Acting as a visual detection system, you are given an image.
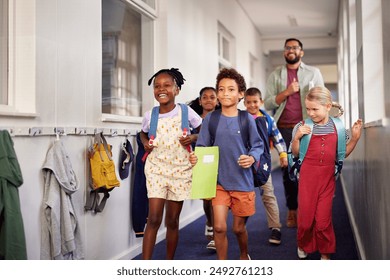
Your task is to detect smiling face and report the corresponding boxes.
[284,40,304,65]
[217,78,243,109]
[244,94,263,115]
[199,89,218,112]
[153,73,179,107]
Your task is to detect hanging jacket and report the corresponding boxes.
[131,132,149,237]
[41,140,84,260]
[0,130,27,259]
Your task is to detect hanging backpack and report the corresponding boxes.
[208,109,271,187]
[142,103,191,161]
[85,132,120,212]
[287,117,346,182]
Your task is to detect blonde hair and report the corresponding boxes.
[306,86,344,117]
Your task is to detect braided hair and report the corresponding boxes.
[306,86,344,117]
[147,68,186,89]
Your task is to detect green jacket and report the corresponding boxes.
[264,62,324,123]
[0,130,27,259]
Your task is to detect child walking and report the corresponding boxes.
[244,87,288,245]
[290,86,362,260]
[190,68,264,260]
[140,68,202,260]
[188,87,220,251]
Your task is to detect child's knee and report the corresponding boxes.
[232,224,246,236]
[147,214,163,228]
[213,224,227,235]
[165,217,179,230]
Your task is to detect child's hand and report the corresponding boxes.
[345,119,363,158]
[179,134,193,147]
[295,124,311,140]
[237,154,255,169]
[279,157,288,168]
[351,119,363,141]
[143,142,154,153]
[189,152,198,166]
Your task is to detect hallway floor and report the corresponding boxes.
[133,168,359,260]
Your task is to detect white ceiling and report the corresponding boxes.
[237,0,340,64]
[237,0,340,39]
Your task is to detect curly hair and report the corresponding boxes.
[215,68,246,93]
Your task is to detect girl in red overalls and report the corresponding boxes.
[290,86,362,260]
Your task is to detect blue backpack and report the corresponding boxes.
[142,103,191,162]
[287,117,346,182]
[208,109,271,187]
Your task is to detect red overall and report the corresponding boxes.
[297,130,337,254]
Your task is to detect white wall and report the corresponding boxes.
[156,0,267,104]
[1,0,266,260]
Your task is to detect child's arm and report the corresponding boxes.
[345,119,363,158]
[269,118,288,167]
[140,131,154,154]
[291,124,311,157]
[189,152,198,167]
[179,125,201,147]
[237,155,256,169]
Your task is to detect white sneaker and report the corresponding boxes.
[205,225,213,239]
[206,240,216,250]
[297,247,308,259]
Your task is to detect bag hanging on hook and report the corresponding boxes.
[85,132,120,212]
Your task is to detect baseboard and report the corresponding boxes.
[340,175,366,260]
[114,207,204,260]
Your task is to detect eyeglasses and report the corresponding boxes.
[284,46,301,51]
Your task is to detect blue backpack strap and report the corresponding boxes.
[208,109,249,147]
[298,118,314,162]
[287,119,313,181]
[149,106,160,141]
[178,103,189,135]
[331,117,346,175]
[238,110,250,149]
[208,109,222,145]
[260,109,273,136]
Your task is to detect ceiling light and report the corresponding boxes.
[288,15,298,27]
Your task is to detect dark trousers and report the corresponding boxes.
[279,127,298,210]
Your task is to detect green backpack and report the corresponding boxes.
[287,117,346,182]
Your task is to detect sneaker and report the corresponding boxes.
[205,225,213,240]
[206,240,216,250]
[268,228,281,245]
[297,247,308,259]
[286,210,297,228]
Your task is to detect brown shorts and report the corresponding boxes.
[212,185,256,217]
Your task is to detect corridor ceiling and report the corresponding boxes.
[237,0,340,65]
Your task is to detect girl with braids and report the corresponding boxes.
[188,87,220,251]
[290,86,362,260]
[140,68,202,259]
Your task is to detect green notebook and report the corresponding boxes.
[190,146,219,199]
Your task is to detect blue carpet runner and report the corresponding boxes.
[133,168,359,260]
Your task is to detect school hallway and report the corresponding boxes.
[132,167,359,260]
[1,0,390,265]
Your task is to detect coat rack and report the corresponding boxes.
[0,127,139,137]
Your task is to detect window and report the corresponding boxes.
[360,0,384,125]
[101,0,155,119]
[217,22,235,70]
[0,0,36,116]
[0,0,8,105]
